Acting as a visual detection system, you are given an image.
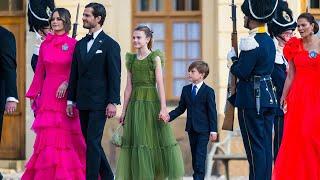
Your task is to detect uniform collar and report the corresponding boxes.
[249,26,267,36]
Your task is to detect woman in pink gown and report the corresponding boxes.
[22,8,86,180]
[273,13,320,180]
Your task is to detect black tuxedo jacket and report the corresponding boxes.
[68,31,121,110]
[169,83,217,133]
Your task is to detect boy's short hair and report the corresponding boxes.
[188,60,210,79]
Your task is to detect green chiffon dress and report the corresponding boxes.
[116,50,184,180]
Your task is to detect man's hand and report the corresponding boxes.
[106,104,117,118]
[66,104,74,117]
[5,101,17,114]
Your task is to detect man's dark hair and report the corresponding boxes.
[85,3,106,26]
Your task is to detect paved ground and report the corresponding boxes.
[183,176,248,180]
[1,169,249,180]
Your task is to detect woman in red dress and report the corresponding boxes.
[273,13,320,180]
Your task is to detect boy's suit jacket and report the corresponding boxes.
[169,83,217,133]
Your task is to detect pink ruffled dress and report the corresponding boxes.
[22,33,86,180]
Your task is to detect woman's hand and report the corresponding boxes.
[30,99,34,107]
[280,96,287,113]
[56,81,68,99]
[119,112,125,125]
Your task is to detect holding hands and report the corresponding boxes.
[159,108,170,123]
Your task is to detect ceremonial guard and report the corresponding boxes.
[227,0,278,179]
[27,0,55,72]
[267,0,296,160]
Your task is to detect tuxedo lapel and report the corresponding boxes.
[80,39,87,64]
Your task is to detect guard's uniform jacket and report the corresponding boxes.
[231,27,278,111]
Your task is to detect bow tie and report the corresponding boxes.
[85,33,94,41]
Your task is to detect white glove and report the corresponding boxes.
[227,47,237,68]
[227,47,237,61]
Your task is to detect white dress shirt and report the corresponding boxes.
[87,28,103,52]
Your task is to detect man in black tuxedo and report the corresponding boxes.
[0,26,19,179]
[67,3,121,180]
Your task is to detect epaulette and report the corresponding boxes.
[239,35,259,51]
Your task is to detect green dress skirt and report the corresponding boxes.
[116,50,184,180]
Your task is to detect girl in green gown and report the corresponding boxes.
[115,24,184,180]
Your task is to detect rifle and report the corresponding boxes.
[72,3,80,38]
[222,0,238,131]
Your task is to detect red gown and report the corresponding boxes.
[273,37,320,180]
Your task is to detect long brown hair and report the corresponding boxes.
[134,24,154,50]
[49,8,72,33]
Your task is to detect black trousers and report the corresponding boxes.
[188,131,209,180]
[273,114,284,161]
[79,110,113,180]
[238,108,275,180]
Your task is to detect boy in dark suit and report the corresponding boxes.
[163,60,217,180]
